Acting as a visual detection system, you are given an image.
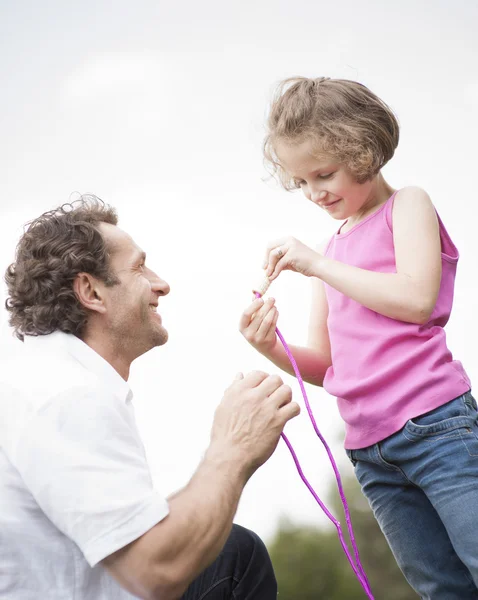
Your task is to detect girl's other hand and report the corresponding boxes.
[239,296,279,356]
[263,236,322,281]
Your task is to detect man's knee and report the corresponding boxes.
[229,524,267,557]
[226,524,276,584]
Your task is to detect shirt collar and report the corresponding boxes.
[24,331,133,403]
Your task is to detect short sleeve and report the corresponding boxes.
[10,385,169,567]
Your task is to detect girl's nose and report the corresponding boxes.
[310,187,327,203]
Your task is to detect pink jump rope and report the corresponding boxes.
[253,276,374,599]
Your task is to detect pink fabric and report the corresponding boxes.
[323,191,471,450]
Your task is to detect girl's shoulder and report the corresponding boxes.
[391,186,436,228]
[394,185,433,208]
[394,186,458,262]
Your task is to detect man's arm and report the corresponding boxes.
[102,450,246,599]
[102,371,300,600]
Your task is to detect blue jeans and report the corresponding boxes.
[181,524,277,599]
[347,391,478,599]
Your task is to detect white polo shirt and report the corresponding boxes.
[0,331,170,599]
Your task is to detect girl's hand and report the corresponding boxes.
[263,236,322,281]
[239,296,279,356]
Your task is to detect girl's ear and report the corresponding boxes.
[73,272,107,314]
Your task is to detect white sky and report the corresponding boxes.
[1,0,477,542]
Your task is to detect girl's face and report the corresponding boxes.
[276,139,378,221]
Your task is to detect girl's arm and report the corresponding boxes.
[267,276,332,386]
[240,244,332,387]
[266,342,331,387]
[313,187,442,324]
[265,187,442,325]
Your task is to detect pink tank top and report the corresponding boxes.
[323,191,471,449]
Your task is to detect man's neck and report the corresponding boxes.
[80,331,132,381]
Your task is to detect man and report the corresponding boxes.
[0,195,300,600]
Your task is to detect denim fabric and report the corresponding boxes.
[181,524,277,599]
[347,391,478,599]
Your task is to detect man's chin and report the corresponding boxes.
[153,326,168,347]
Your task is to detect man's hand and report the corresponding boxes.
[103,370,299,599]
[209,371,300,479]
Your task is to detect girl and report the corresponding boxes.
[239,77,475,599]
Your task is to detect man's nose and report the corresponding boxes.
[152,275,170,296]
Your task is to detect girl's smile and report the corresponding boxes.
[275,139,394,226]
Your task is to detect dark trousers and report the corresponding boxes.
[181,524,277,599]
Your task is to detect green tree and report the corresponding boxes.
[268,477,416,599]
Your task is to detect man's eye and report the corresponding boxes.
[294,179,306,187]
[319,172,334,179]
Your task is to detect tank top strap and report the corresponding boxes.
[435,210,459,262]
[384,190,399,232]
[384,189,459,263]
[324,234,335,256]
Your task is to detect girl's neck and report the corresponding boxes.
[344,174,395,231]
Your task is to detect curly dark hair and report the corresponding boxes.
[5,194,120,340]
[264,77,400,188]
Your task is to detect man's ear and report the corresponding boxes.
[73,273,107,314]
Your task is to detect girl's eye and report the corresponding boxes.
[294,172,334,186]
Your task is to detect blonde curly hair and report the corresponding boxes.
[264,77,399,188]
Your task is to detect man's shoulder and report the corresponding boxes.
[0,341,106,456]
[1,337,99,411]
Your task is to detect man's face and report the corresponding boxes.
[98,223,170,359]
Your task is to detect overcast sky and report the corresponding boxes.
[1,0,477,542]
